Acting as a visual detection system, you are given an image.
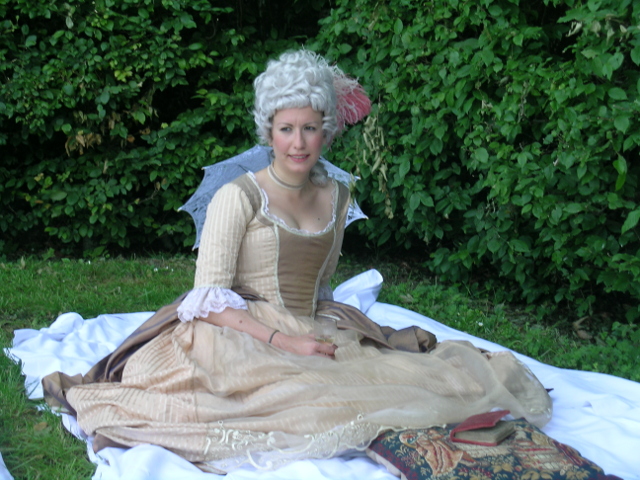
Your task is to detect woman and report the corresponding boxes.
[44,50,552,472]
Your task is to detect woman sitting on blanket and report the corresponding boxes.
[44,49,552,472]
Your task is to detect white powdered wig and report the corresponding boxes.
[253,50,339,146]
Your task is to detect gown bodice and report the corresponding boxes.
[194,173,350,318]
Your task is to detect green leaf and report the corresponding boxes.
[565,203,583,214]
[50,30,65,46]
[377,229,391,246]
[487,237,501,253]
[67,192,79,205]
[409,193,420,211]
[429,138,443,155]
[179,14,196,28]
[613,155,627,175]
[434,126,446,140]
[621,209,640,234]
[488,5,502,16]
[394,19,403,35]
[475,148,489,163]
[132,110,146,124]
[339,43,352,54]
[457,65,471,78]
[50,191,67,201]
[481,48,494,66]
[96,90,110,105]
[376,48,388,62]
[513,33,523,46]
[511,239,530,253]
[614,155,627,190]
[422,194,434,207]
[517,152,528,167]
[399,159,411,179]
[632,46,640,66]
[577,164,587,180]
[614,115,630,133]
[608,87,627,100]
[609,53,624,72]
[623,133,640,151]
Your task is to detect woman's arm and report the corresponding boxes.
[199,307,337,358]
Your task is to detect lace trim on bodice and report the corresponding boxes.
[248,172,338,236]
[177,286,248,323]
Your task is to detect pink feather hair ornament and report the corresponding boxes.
[331,69,372,136]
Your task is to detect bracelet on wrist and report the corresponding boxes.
[268,329,279,344]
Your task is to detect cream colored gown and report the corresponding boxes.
[65,173,552,472]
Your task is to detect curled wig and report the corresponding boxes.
[253,50,339,145]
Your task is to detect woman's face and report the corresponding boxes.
[270,106,324,176]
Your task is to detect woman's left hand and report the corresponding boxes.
[272,332,337,359]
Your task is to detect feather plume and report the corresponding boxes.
[332,70,371,135]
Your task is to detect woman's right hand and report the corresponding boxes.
[272,332,337,359]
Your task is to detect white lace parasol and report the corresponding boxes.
[179,145,367,249]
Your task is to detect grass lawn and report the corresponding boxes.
[1,254,638,479]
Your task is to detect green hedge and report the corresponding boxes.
[0,0,324,255]
[311,0,640,320]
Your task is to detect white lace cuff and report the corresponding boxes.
[177,286,248,323]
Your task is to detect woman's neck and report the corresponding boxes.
[268,164,309,190]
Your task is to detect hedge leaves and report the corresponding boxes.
[312,0,640,320]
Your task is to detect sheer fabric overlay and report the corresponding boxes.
[64,173,552,472]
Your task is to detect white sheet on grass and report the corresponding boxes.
[4,269,640,480]
[0,453,13,480]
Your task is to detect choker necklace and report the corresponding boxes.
[268,164,308,190]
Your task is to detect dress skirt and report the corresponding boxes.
[61,299,553,472]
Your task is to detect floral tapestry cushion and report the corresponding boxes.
[366,419,622,480]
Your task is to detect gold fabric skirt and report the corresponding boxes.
[62,299,552,472]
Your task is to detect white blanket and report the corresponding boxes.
[4,270,640,480]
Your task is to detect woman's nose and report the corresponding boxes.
[293,129,305,148]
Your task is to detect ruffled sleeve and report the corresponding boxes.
[177,181,255,323]
[177,286,247,323]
